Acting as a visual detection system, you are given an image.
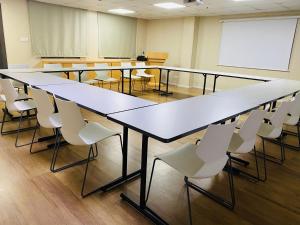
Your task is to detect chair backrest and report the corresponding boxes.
[121,62,132,77]
[136,62,146,76]
[196,122,236,162]
[270,101,291,128]
[289,93,300,118]
[8,64,29,69]
[0,79,18,103]
[94,63,109,80]
[31,88,55,126]
[44,64,62,77]
[239,110,266,141]
[72,64,88,81]
[55,97,86,145]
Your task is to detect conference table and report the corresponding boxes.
[107,79,300,225]
[0,65,158,95]
[157,66,277,96]
[1,68,300,225]
[0,66,277,96]
[1,71,157,192]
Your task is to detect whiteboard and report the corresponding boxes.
[218,18,298,71]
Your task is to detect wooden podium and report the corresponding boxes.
[145,52,168,88]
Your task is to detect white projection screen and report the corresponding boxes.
[218,17,298,71]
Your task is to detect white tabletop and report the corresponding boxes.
[1,72,77,86]
[108,79,300,142]
[159,66,276,81]
[0,65,159,74]
[0,66,275,82]
[37,83,156,116]
[212,79,300,105]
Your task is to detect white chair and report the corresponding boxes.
[0,79,36,147]
[121,62,141,91]
[227,110,267,181]
[43,64,63,77]
[92,63,120,91]
[135,61,156,90]
[72,64,89,82]
[29,88,61,154]
[52,98,122,197]
[257,101,291,165]
[271,94,300,150]
[146,122,236,225]
[0,78,30,123]
[8,64,29,92]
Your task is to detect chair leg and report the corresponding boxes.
[227,156,235,208]
[261,139,267,181]
[29,120,39,153]
[184,177,193,225]
[116,133,123,149]
[297,123,300,148]
[146,158,160,202]
[117,81,120,92]
[1,108,7,134]
[50,133,62,172]
[185,161,235,210]
[15,111,24,147]
[92,143,99,158]
[81,145,93,197]
[227,150,260,183]
[50,135,97,173]
[279,133,285,162]
[256,136,285,165]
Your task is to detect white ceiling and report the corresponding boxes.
[35,0,300,19]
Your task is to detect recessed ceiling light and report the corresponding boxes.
[108,8,135,14]
[154,2,186,9]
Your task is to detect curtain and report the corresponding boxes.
[28,1,87,57]
[98,13,137,58]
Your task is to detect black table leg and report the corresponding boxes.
[122,127,128,177]
[64,72,70,79]
[121,70,124,93]
[120,134,169,225]
[154,68,162,92]
[129,69,132,95]
[202,74,207,95]
[79,71,83,82]
[24,84,28,94]
[97,126,141,192]
[213,75,219,93]
[160,70,173,96]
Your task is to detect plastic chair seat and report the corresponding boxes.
[83,80,99,85]
[40,113,61,129]
[79,122,120,145]
[284,115,299,126]
[228,132,256,154]
[95,77,119,82]
[12,99,36,112]
[0,93,29,102]
[123,74,141,79]
[157,143,205,178]
[136,73,154,78]
[257,123,281,139]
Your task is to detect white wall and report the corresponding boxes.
[1,0,38,66]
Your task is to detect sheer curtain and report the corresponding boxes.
[98,13,137,58]
[28,1,87,57]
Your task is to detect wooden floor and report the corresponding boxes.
[0,83,300,225]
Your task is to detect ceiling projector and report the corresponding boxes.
[184,0,204,4]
